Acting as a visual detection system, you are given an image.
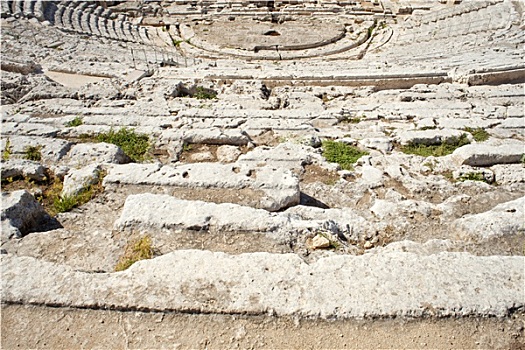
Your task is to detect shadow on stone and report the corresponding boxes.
[300,192,330,209]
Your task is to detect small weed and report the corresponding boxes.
[458,172,487,183]
[441,171,455,182]
[172,39,183,46]
[463,127,489,142]
[51,171,105,215]
[66,116,83,127]
[401,134,470,157]
[97,128,150,162]
[115,235,154,271]
[2,138,12,160]
[322,140,368,171]
[318,232,341,250]
[419,126,437,130]
[53,194,81,213]
[194,86,217,100]
[422,161,435,172]
[24,146,42,161]
[182,143,193,152]
[340,114,363,124]
[367,19,377,37]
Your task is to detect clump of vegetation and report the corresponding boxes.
[193,86,217,100]
[24,146,42,161]
[66,116,83,127]
[97,128,150,162]
[463,127,489,142]
[115,235,154,271]
[318,232,341,249]
[458,172,487,183]
[51,171,106,215]
[182,142,193,152]
[419,125,437,130]
[322,140,368,170]
[2,138,12,160]
[400,134,470,157]
[53,187,94,214]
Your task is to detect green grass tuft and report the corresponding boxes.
[458,172,487,183]
[115,236,154,271]
[401,134,470,157]
[97,128,150,162]
[24,146,42,161]
[463,127,489,142]
[2,138,12,161]
[66,116,83,127]
[193,86,217,100]
[322,140,368,170]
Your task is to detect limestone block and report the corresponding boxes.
[61,164,102,197]
[216,145,241,163]
[2,136,72,163]
[453,196,525,239]
[182,129,250,146]
[498,118,524,129]
[1,190,51,239]
[397,128,468,146]
[491,164,525,186]
[358,137,393,153]
[114,194,291,233]
[452,143,524,167]
[65,143,130,167]
[311,234,331,249]
[103,162,300,211]
[2,250,523,318]
[237,142,314,171]
[0,59,42,75]
[452,166,494,183]
[358,165,384,188]
[2,122,59,137]
[0,159,47,181]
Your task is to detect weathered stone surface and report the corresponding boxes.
[2,250,523,318]
[285,206,374,242]
[0,159,47,181]
[311,234,331,249]
[1,122,59,137]
[115,193,375,243]
[115,194,290,233]
[491,164,525,186]
[237,142,315,171]
[453,196,525,239]
[1,190,51,240]
[358,137,393,153]
[396,129,468,146]
[1,136,71,163]
[0,59,42,75]
[452,143,524,167]
[103,163,300,211]
[452,166,494,183]
[216,145,241,163]
[65,143,130,167]
[189,151,214,162]
[61,164,102,197]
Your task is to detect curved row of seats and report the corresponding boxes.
[1,0,158,46]
[396,0,510,44]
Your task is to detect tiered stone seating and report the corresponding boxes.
[2,0,160,46]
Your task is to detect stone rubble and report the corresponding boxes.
[0,0,524,330]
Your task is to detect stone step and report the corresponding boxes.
[103,162,300,212]
[114,193,373,242]
[2,250,523,318]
